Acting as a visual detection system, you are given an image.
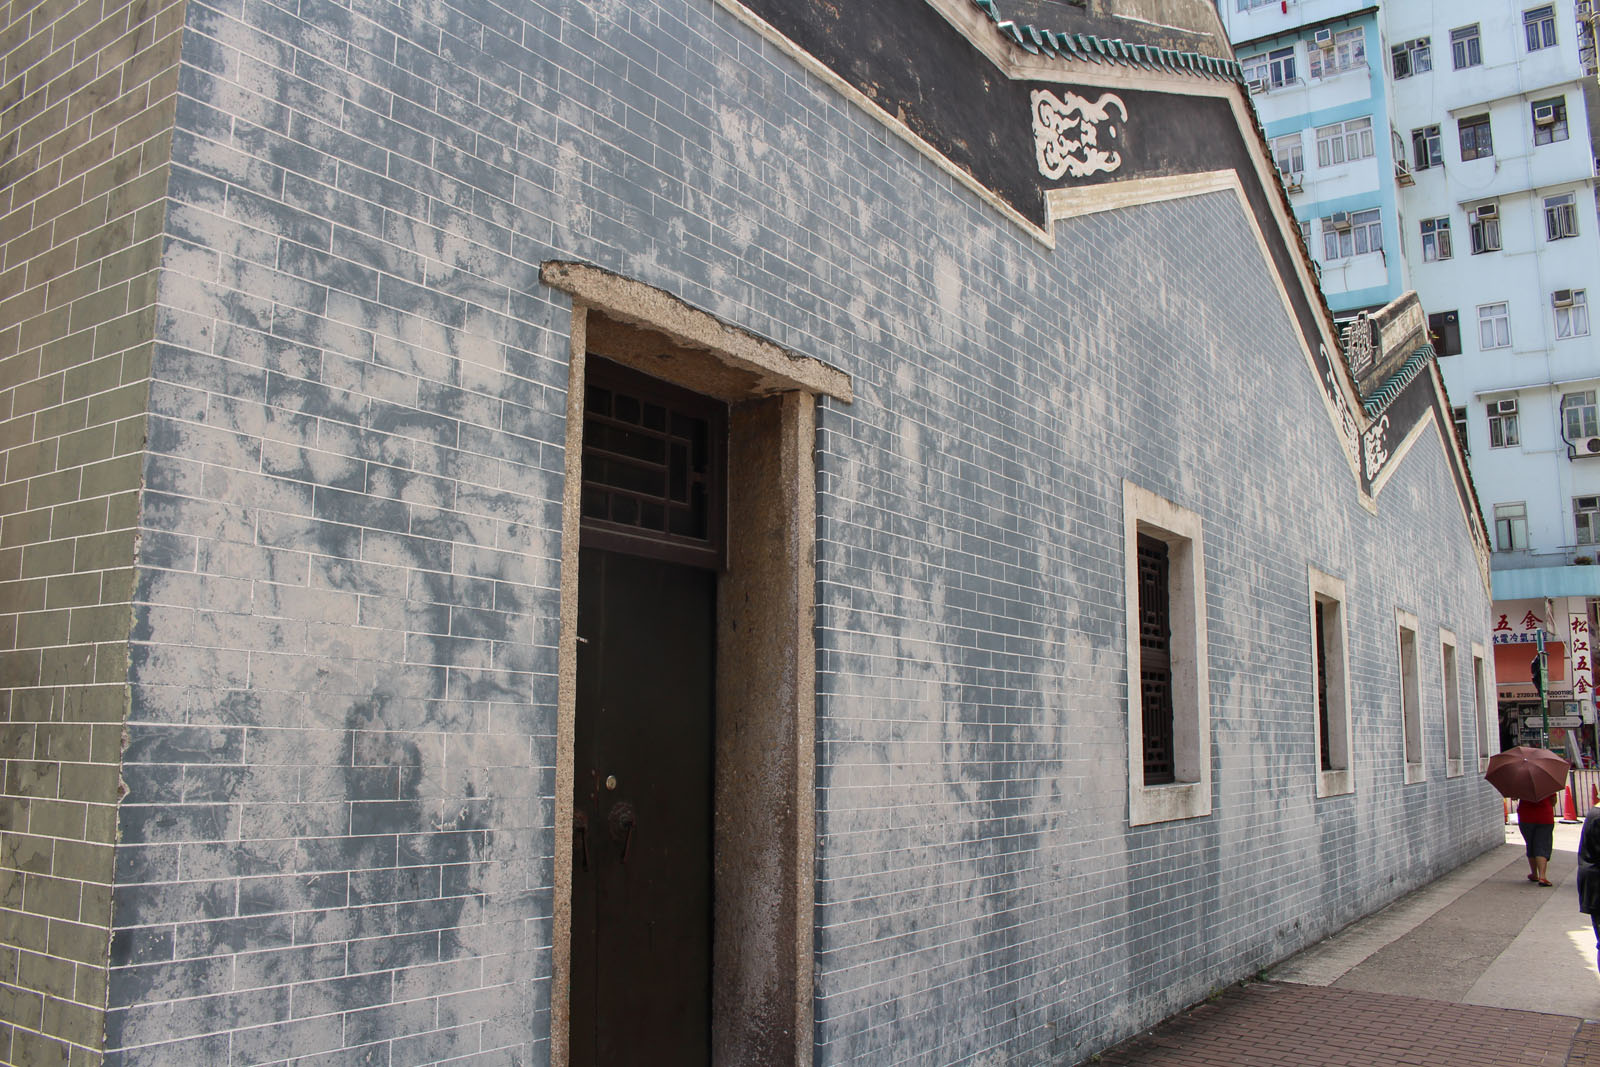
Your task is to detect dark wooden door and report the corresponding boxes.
[571,547,715,1066]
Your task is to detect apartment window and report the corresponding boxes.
[1473,650,1490,762]
[1298,219,1312,247]
[1124,482,1210,825]
[1309,27,1366,78]
[1451,24,1482,68]
[1430,310,1462,355]
[1412,125,1443,169]
[1525,5,1557,51]
[1398,613,1423,783]
[1470,204,1501,252]
[1273,133,1304,178]
[1244,47,1297,90]
[1310,568,1352,796]
[1494,502,1529,550]
[1487,400,1520,447]
[1392,37,1432,78]
[1533,97,1570,144]
[1442,633,1462,775]
[1545,192,1579,239]
[1323,208,1382,260]
[1477,302,1511,349]
[1555,290,1590,338]
[1578,496,1600,545]
[1316,116,1374,166]
[1459,114,1493,160]
[1451,406,1469,453]
[1236,0,1275,10]
[1420,217,1452,261]
[1565,390,1600,439]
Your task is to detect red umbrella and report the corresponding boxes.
[1483,746,1571,802]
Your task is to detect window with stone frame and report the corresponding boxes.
[1473,650,1491,762]
[1124,482,1210,826]
[1398,612,1424,783]
[1310,568,1353,796]
[1442,632,1463,775]
[1451,406,1470,453]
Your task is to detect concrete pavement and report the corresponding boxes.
[1087,821,1600,1065]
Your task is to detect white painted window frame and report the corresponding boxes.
[1472,643,1493,769]
[1441,628,1463,777]
[1309,568,1354,797]
[1398,610,1425,784]
[1125,482,1211,826]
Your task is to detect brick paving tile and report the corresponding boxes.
[1088,982,1581,1067]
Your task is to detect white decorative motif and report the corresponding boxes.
[1343,313,1374,377]
[1362,414,1391,480]
[1031,89,1127,180]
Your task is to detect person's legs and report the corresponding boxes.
[1535,853,1551,884]
[1592,915,1599,971]
[1530,823,1555,884]
[1522,823,1540,879]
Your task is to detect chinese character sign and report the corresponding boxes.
[1572,614,1594,708]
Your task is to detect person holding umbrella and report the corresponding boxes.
[1519,793,1557,886]
[1484,746,1572,887]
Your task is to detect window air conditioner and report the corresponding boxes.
[1555,289,1576,307]
[1329,210,1352,229]
[1314,28,1335,49]
[1534,104,1558,126]
[1247,78,1267,94]
[1577,437,1600,456]
[1495,398,1519,415]
[1475,202,1498,219]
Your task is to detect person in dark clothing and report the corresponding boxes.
[1578,805,1600,969]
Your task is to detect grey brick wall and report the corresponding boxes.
[0,0,186,1062]
[2,0,1500,1064]
[808,191,1497,1064]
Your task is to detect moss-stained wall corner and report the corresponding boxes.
[0,0,187,1061]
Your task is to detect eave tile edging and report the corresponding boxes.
[1362,344,1437,417]
[972,0,1244,80]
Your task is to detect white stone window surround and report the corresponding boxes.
[1309,567,1354,798]
[1473,643,1493,769]
[1398,609,1425,784]
[1124,481,1212,826]
[1441,628,1463,778]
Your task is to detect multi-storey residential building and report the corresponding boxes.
[1223,0,1600,759]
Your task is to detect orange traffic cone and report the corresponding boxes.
[1591,783,1598,809]
[1563,786,1580,823]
